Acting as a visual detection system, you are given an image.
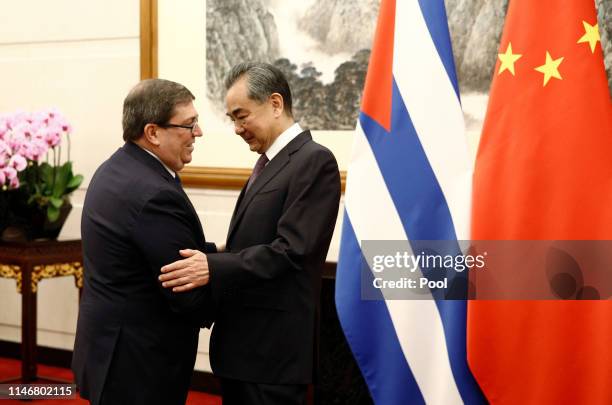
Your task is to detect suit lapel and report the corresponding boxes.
[226,153,289,243]
[227,185,248,240]
[226,131,312,244]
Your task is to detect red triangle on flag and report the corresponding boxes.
[360,0,395,132]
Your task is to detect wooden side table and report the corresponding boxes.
[0,240,83,383]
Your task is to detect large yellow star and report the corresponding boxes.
[577,20,600,53]
[534,52,564,86]
[498,42,522,76]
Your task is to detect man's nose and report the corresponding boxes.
[234,123,245,135]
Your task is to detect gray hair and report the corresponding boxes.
[122,79,195,142]
[224,62,293,117]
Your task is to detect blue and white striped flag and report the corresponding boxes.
[335,1,486,403]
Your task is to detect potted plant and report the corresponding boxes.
[0,109,83,241]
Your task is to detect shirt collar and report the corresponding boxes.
[138,144,176,178]
[264,122,303,162]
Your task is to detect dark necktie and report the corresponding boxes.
[246,154,269,192]
[174,173,182,187]
[173,173,188,198]
[173,172,199,219]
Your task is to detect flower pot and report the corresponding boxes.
[0,192,72,242]
[28,201,73,240]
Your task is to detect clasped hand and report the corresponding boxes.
[159,249,209,292]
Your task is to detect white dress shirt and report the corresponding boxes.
[264,122,303,163]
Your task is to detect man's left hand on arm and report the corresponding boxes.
[159,249,210,292]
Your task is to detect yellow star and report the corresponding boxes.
[577,20,600,53]
[498,42,522,76]
[534,52,564,87]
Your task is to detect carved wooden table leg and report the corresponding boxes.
[21,262,37,383]
[0,240,83,383]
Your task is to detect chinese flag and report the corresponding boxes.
[469,0,612,404]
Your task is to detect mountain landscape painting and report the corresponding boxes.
[206,0,611,132]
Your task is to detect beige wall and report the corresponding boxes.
[0,0,141,362]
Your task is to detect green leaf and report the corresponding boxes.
[52,162,72,198]
[47,204,60,222]
[66,174,84,192]
[49,197,63,209]
[39,163,53,189]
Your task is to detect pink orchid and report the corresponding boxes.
[3,166,17,182]
[32,126,47,141]
[45,107,60,119]
[9,175,19,189]
[9,154,27,171]
[8,111,27,128]
[27,139,48,161]
[21,142,35,161]
[61,122,73,134]
[50,113,72,134]
[19,145,34,161]
[0,108,74,189]
[0,140,9,155]
[31,111,47,123]
[45,125,62,147]
[28,119,42,135]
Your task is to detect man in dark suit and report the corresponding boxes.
[159,62,341,405]
[72,79,215,405]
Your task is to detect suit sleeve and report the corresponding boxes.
[203,242,217,253]
[207,148,341,294]
[130,188,213,325]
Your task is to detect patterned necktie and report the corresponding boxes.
[246,154,269,192]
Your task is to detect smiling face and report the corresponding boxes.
[225,77,280,154]
[155,101,202,171]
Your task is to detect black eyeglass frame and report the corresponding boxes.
[159,120,199,134]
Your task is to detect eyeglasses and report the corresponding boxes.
[159,120,200,134]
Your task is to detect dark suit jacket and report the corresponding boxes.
[72,142,215,405]
[207,130,341,385]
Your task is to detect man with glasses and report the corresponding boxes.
[72,79,216,405]
[159,62,341,405]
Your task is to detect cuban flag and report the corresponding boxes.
[335,1,486,404]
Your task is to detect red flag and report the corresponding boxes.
[469,0,612,404]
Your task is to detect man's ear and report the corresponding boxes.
[269,93,284,118]
[143,123,161,146]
